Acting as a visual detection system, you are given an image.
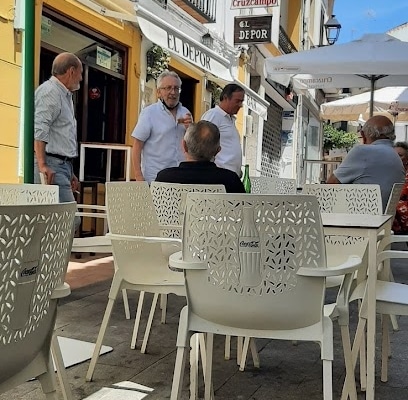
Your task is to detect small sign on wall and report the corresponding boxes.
[234,15,272,45]
[230,0,279,9]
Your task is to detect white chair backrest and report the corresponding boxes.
[182,193,326,330]
[150,182,226,238]
[0,202,76,385]
[0,183,59,205]
[385,182,404,217]
[302,184,382,214]
[105,182,176,281]
[250,177,296,194]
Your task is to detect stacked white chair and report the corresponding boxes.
[0,202,76,399]
[86,182,185,381]
[250,176,297,194]
[169,193,362,400]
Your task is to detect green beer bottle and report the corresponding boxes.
[242,164,251,193]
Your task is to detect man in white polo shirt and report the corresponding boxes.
[131,70,192,183]
[201,83,245,177]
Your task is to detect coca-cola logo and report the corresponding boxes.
[20,266,37,277]
[239,240,259,248]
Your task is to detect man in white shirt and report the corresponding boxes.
[131,70,192,183]
[201,83,245,177]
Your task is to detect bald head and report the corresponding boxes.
[183,121,221,161]
[51,52,82,91]
[362,115,395,143]
[52,52,81,76]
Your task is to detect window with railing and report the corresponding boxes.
[172,0,216,23]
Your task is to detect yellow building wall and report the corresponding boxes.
[0,1,22,182]
[236,60,246,139]
[287,0,301,49]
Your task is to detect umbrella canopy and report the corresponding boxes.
[264,33,408,115]
[320,87,408,122]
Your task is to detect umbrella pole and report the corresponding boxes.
[369,77,375,117]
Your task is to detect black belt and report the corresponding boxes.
[45,153,74,162]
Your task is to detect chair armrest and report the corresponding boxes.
[106,232,181,245]
[76,204,107,211]
[169,251,207,270]
[51,282,71,299]
[297,255,362,277]
[377,235,408,252]
[377,250,408,265]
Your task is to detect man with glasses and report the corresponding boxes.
[131,70,192,183]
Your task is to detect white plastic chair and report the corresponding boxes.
[0,183,59,204]
[150,182,226,324]
[250,176,297,194]
[0,202,76,399]
[343,239,408,398]
[302,184,383,214]
[169,193,362,400]
[0,183,75,400]
[86,182,185,382]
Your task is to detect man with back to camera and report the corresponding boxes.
[201,83,245,177]
[155,120,246,193]
[326,115,405,210]
[34,52,83,229]
[131,70,192,183]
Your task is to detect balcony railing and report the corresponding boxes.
[172,0,216,23]
[278,26,298,54]
[153,0,168,7]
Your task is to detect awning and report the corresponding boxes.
[135,4,234,82]
[235,80,269,120]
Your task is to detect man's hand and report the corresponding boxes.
[39,165,55,185]
[182,113,193,129]
[71,174,79,192]
[134,173,145,181]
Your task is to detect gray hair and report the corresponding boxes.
[362,115,396,141]
[52,52,81,76]
[156,70,182,89]
[184,121,220,161]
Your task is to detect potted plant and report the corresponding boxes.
[146,45,171,81]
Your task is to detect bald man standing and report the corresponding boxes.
[327,115,405,210]
[34,52,82,228]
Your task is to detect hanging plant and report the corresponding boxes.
[146,45,171,81]
[207,81,223,105]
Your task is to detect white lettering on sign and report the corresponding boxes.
[238,29,268,40]
[231,0,279,9]
[167,33,212,71]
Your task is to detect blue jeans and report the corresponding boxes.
[34,155,81,231]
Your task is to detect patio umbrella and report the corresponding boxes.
[320,87,408,122]
[264,33,408,116]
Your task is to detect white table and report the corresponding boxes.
[321,213,393,400]
[79,142,132,183]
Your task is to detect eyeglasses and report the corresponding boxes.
[159,86,182,93]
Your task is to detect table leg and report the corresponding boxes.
[126,148,131,182]
[79,145,85,182]
[106,149,112,183]
[365,229,377,400]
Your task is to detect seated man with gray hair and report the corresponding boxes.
[327,115,405,209]
[155,120,245,193]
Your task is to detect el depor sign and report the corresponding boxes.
[231,0,279,9]
[234,15,272,45]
